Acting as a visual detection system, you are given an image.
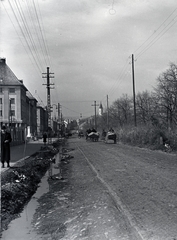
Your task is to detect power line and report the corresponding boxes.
[134,7,177,55]
[7,0,43,74]
[14,0,44,72]
[101,57,130,102]
[25,0,47,69]
[33,0,51,67]
[136,17,177,59]
[134,9,177,59]
[2,1,41,78]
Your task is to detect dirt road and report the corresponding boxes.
[2,137,177,240]
[75,138,177,240]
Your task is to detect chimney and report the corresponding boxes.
[0,58,6,64]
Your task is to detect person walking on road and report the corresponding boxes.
[1,125,12,168]
[43,132,47,145]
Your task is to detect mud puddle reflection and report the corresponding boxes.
[1,153,61,240]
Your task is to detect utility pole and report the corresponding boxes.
[107,95,109,130]
[91,101,99,129]
[58,103,60,122]
[132,54,137,127]
[42,67,54,143]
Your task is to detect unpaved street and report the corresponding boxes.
[2,136,177,240]
[74,138,177,240]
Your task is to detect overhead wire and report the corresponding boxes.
[25,0,47,70]
[60,100,99,117]
[7,0,43,74]
[2,1,42,78]
[101,56,131,105]
[104,6,177,108]
[4,0,56,107]
[33,0,51,68]
[100,9,177,108]
[14,0,44,73]
[136,16,177,59]
[6,0,53,74]
[34,0,59,106]
[134,7,177,55]
[4,1,176,118]
[134,8,177,59]
[34,90,46,108]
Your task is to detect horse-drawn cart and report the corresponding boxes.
[105,132,117,144]
[86,132,99,142]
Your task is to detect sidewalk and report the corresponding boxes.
[1,139,46,173]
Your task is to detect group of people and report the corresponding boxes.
[86,128,97,134]
[101,127,114,138]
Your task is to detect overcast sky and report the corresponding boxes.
[0,0,177,119]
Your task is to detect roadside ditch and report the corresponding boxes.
[0,139,74,236]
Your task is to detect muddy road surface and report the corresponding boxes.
[2,137,177,240]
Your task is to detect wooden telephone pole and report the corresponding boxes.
[42,67,54,143]
[107,95,109,130]
[92,101,99,129]
[132,54,137,127]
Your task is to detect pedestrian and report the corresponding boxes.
[43,132,47,145]
[109,127,114,133]
[1,125,12,168]
[102,129,107,138]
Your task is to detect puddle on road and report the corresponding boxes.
[1,152,61,240]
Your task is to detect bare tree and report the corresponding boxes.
[155,62,177,129]
[136,90,158,125]
[109,94,133,128]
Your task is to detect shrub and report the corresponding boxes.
[116,125,177,152]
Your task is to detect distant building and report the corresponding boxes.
[98,102,103,116]
[37,105,48,137]
[26,91,38,137]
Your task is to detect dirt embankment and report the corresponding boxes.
[0,145,59,234]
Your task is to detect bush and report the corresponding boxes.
[116,125,177,152]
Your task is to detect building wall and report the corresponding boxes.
[0,59,41,143]
[21,88,28,123]
[37,106,48,137]
[0,86,9,122]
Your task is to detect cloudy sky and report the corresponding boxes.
[0,0,177,119]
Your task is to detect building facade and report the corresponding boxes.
[37,105,48,137]
[0,58,47,143]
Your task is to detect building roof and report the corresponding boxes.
[26,90,37,100]
[0,58,27,90]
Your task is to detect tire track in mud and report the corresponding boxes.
[77,144,145,240]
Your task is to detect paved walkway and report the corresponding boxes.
[1,138,57,173]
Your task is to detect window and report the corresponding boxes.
[0,98,2,104]
[0,88,2,93]
[9,88,15,93]
[11,110,15,116]
[10,98,15,104]
[0,110,2,117]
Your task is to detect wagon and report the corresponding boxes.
[86,132,99,142]
[105,132,117,144]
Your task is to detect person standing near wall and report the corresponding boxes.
[1,125,12,168]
